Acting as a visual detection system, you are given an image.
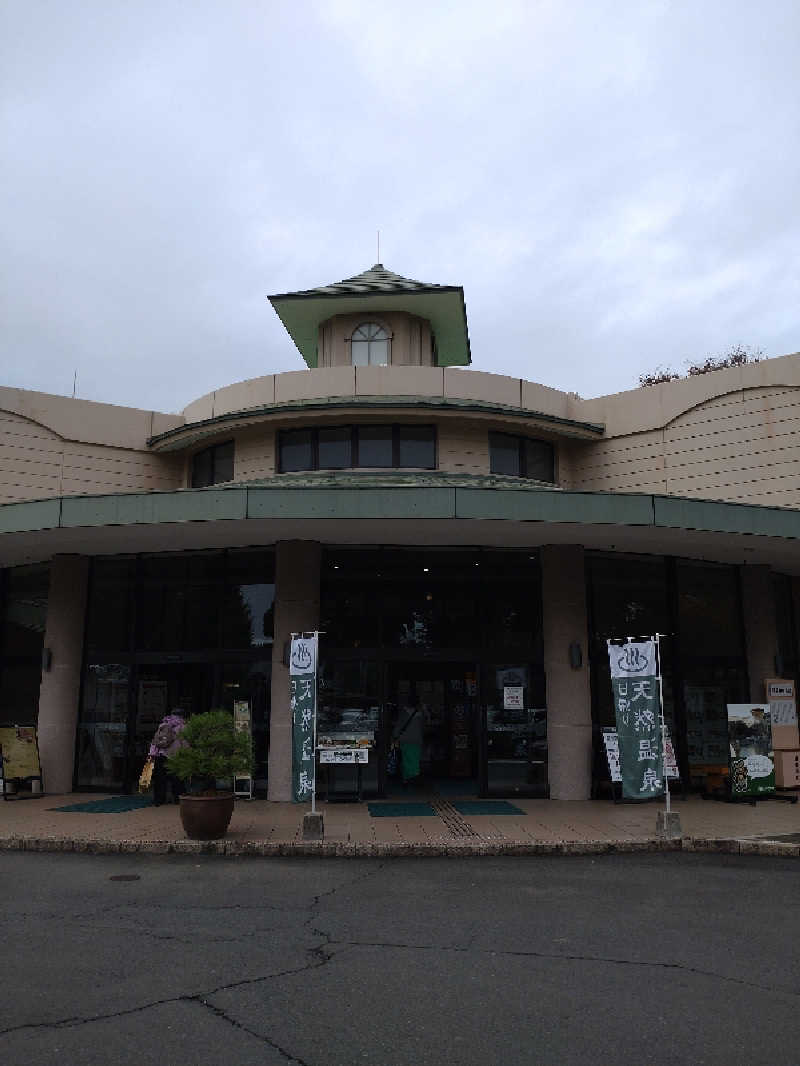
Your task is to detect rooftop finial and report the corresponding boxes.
[377,229,380,266]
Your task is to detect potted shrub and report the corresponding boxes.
[167,710,252,840]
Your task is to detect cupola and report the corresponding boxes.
[268,263,471,369]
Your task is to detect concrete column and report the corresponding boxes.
[541,545,592,800]
[740,565,778,701]
[268,541,321,801]
[37,555,90,794]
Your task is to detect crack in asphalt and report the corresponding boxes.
[317,938,800,1000]
[0,861,388,1058]
[195,998,311,1065]
[8,857,792,1064]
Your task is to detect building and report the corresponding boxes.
[1,262,799,800]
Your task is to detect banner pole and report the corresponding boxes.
[311,630,318,816]
[656,632,670,815]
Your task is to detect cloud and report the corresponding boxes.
[1,0,798,411]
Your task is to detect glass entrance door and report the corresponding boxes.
[481,664,548,796]
[384,662,479,794]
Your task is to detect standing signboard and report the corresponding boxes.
[726,704,775,797]
[0,726,43,799]
[233,700,253,799]
[290,634,318,804]
[607,640,664,800]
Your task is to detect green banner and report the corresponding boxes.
[608,641,664,800]
[290,635,317,803]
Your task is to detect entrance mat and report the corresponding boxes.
[452,800,526,816]
[50,795,154,814]
[367,802,437,818]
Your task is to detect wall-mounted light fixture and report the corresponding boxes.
[568,642,583,670]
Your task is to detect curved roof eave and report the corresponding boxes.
[268,287,471,368]
[0,486,797,550]
[147,395,605,451]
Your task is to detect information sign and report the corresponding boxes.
[232,700,253,799]
[765,679,797,726]
[727,704,775,796]
[503,686,524,711]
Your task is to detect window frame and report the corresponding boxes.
[349,321,391,367]
[488,431,555,483]
[277,425,437,473]
[190,440,235,488]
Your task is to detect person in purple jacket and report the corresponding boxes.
[149,712,186,806]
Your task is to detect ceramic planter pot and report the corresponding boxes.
[178,793,235,840]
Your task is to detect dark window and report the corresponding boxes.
[318,427,352,469]
[191,441,234,487]
[397,425,436,468]
[357,426,393,467]
[489,432,555,482]
[278,429,313,473]
[277,426,436,473]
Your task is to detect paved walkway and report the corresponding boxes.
[3,790,800,856]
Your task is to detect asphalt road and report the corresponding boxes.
[2,851,799,1065]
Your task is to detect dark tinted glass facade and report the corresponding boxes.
[0,564,49,727]
[77,549,273,792]
[320,548,546,797]
[191,440,235,487]
[489,432,555,482]
[587,553,749,791]
[278,425,436,473]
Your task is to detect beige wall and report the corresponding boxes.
[4,351,800,510]
[318,312,433,368]
[0,408,183,504]
[565,382,800,507]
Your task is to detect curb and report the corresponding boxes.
[1,835,798,858]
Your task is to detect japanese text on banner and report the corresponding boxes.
[608,640,664,800]
[290,635,317,803]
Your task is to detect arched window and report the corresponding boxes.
[351,322,390,366]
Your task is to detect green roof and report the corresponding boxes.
[268,263,471,368]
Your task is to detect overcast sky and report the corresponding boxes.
[2,0,799,414]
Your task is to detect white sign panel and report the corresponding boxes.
[289,635,317,676]
[608,640,657,679]
[766,680,797,727]
[503,686,524,711]
[319,748,368,764]
[602,729,621,782]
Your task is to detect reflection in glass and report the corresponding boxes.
[75,664,130,790]
[0,563,49,726]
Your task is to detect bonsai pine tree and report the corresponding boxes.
[167,710,252,795]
